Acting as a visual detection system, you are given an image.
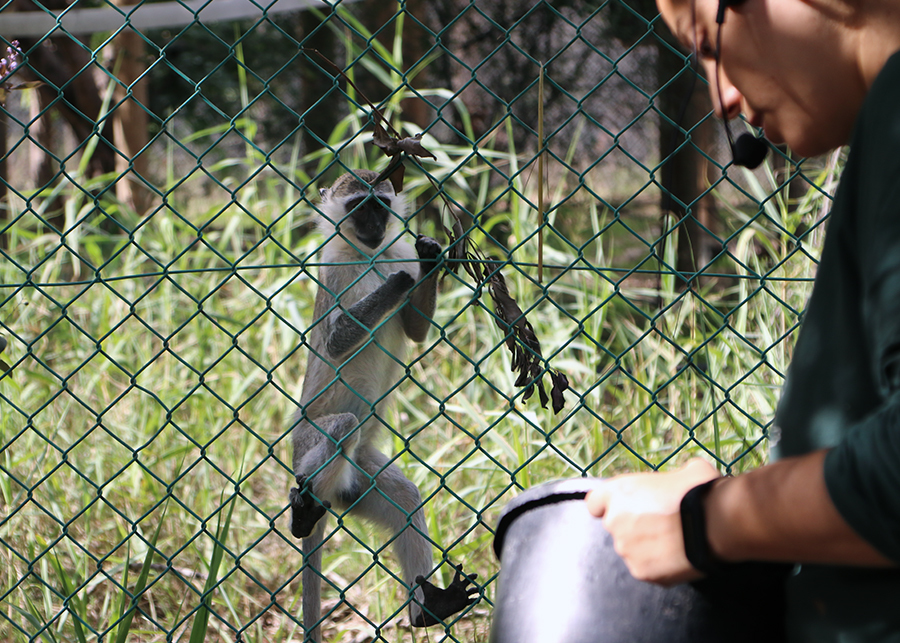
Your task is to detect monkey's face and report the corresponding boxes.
[344,195,392,250]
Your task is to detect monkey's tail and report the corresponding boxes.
[302,521,326,643]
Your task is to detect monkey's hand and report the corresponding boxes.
[384,269,416,294]
[289,475,330,539]
[380,270,416,302]
[411,564,480,627]
[415,234,442,277]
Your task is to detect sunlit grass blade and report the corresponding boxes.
[113,499,171,643]
[48,553,88,643]
[188,491,236,643]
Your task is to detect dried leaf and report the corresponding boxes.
[428,180,568,413]
[371,122,436,164]
[396,134,436,159]
[451,218,466,252]
[371,119,400,156]
[387,162,405,195]
[0,336,9,377]
[550,371,569,414]
[370,130,436,194]
[489,273,523,326]
[371,154,406,195]
[521,382,535,403]
[445,210,568,412]
[537,379,549,409]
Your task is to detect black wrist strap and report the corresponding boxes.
[680,479,725,575]
[681,478,794,583]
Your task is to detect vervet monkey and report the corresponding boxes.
[289,170,478,642]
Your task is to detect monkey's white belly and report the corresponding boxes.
[336,331,406,419]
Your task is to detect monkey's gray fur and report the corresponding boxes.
[290,170,477,642]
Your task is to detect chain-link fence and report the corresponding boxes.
[0,1,837,641]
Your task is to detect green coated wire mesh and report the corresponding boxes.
[0,1,838,641]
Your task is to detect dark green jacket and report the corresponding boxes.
[772,50,900,642]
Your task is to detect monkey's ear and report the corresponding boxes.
[319,187,330,200]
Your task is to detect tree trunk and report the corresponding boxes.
[12,0,117,233]
[298,10,339,161]
[109,10,152,216]
[657,43,718,282]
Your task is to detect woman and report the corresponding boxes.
[586,0,900,640]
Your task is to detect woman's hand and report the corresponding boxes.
[585,458,720,586]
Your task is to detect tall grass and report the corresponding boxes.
[0,7,842,643]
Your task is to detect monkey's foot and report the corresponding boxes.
[411,564,480,627]
[289,476,330,539]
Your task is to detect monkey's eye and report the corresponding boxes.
[364,196,390,211]
[364,198,391,219]
[344,195,392,214]
[345,196,366,213]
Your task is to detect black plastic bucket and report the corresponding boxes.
[490,478,787,643]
